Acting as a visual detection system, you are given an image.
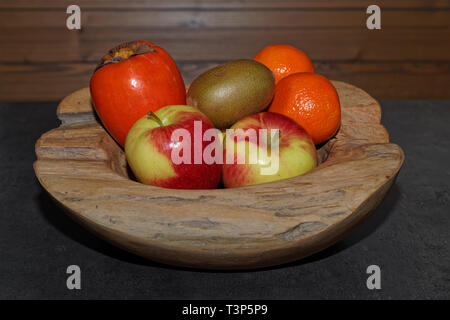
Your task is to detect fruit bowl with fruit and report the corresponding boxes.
[34,41,404,269]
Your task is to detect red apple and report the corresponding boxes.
[125,105,222,189]
[222,112,317,188]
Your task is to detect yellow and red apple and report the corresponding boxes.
[125,105,222,189]
[222,112,317,188]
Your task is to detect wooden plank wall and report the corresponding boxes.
[0,0,449,101]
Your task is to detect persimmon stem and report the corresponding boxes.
[96,41,157,71]
[147,111,163,126]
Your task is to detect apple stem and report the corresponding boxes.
[147,111,163,126]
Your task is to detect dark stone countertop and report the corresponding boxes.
[0,100,449,299]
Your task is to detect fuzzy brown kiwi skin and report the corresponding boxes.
[187,59,275,129]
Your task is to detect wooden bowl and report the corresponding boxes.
[34,81,404,270]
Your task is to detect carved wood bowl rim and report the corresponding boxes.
[33,81,404,270]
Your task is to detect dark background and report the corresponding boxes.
[0,0,449,299]
[1,100,449,299]
[0,0,449,101]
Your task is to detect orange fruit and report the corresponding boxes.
[268,73,341,145]
[254,44,315,84]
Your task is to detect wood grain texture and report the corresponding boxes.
[2,28,449,63]
[2,0,449,9]
[33,81,404,269]
[2,61,449,101]
[1,1,449,100]
[2,10,450,28]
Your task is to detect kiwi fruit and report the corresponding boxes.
[187,59,275,129]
